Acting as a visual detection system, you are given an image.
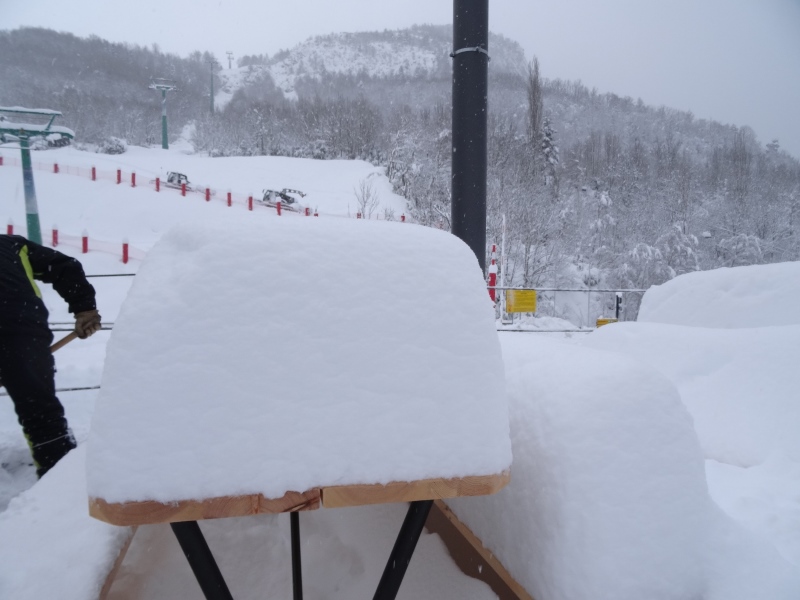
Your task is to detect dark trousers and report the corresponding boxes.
[0,333,76,477]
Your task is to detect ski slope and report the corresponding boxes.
[1,144,798,600]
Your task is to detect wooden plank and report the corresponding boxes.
[89,489,321,526]
[89,472,509,524]
[426,500,534,600]
[98,526,137,600]
[320,471,509,508]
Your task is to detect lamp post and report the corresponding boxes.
[451,0,489,272]
[149,79,177,150]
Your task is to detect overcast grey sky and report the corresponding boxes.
[5,0,800,158]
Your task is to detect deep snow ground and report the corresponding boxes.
[1,144,798,599]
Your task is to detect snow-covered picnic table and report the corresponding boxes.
[85,215,512,598]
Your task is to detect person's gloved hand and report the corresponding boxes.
[74,310,101,339]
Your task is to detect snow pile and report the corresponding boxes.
[87,215,511,504]
[496,313,587,332]
[0,446,132,600]
[638,261,800,328]
[581,261,800,574]
[450,336,709,600]
[707,454,800,566]
[582,322,800,466]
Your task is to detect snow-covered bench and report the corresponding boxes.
[86,214,512,597]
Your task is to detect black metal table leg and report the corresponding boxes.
[291,512,304,600]
[171,521,234,600]
[372,500,434,600]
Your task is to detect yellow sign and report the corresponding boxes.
[506,290,537,313]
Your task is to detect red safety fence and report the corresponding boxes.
[48,227,146,263]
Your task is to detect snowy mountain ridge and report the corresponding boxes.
[221,25,528,102]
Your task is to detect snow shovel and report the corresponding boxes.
[50,331,78,353]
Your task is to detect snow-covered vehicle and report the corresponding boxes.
[259,188,307,212]
[163,171,193,191]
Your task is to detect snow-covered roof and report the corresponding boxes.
[86,215,511,509]
[0,106,63,116]
[0,121,74,137]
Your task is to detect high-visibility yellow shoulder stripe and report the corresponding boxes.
[19,245,42,299]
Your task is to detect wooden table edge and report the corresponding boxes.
[88,470,510,525]
[320,470,510,508]
[89,488,322,526]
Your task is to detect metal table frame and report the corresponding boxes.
[169,500,434,600]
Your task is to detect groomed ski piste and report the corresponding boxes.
[0,142,799,599]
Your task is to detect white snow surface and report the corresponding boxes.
[451,336,710,600]
[0,446,132,600]
[582,322,800,467]
[87,215,511,503]
[638,261,800,328]
[2,145,799,599]
[580,263,800,577]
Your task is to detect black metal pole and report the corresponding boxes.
[452,0,489,272]
[372,500,434,600]
[170,521,234,600]
[291,512,304,600]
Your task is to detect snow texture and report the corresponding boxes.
[449,336,710,600]
[638,261,800,328]
[87,215,511,504]
[582,321,800,467]
[0,446,132,600]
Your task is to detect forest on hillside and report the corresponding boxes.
[0,28,219,144]
[3,27,799,317]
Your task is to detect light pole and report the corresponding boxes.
[451,0,489,272]
[149,79,177,150]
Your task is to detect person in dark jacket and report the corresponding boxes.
[0,234,101,477]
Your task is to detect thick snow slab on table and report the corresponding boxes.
[638,261,800,328]
[87,214,511,504]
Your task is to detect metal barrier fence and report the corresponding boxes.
[490,287,647,329]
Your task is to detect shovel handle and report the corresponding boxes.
[50,331,78,353]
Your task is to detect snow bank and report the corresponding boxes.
[87,215,511,504]
[638,261,800,328]
[707,454,800,566]
[0,446,133,600]
[449,336,709,600]
[582,322,800,466]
